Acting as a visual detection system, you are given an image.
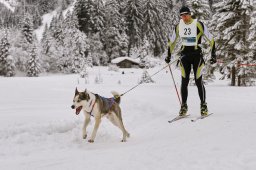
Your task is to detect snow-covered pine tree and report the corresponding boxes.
[119,32,129,57]
[248,3,256,58]
[26,45,41,77]
[0,30,15,76]
[71,53,84,73]
[41,24,50,55]
[7,29,24,72]
[64,10,79,30]
[5,55,16,77]
[52,11,65,46]
[40,24,62,72]
[102,26,123,63]
[143,0,166,56]
[208,0,220,13]
[139,36,151,68]
[162,0,179,35]
[88,32,108,65]
[49,15,58,35]
[187,0,212,21]
[48,14,64,46]
[179,0,187,6]
[0,31,9,75]
[92,0,105,34]
[13,13,35,72]
[65,29,88,73]
[60,0,72,10]
[0,4,15,28]
[232,0,253,86]
[124,0,144,56]
[86,52,93,68]
[139,69,155,83]
[246,2,256,85]
[21,13,34,51]
[73,29,90,69]
[74,0,90,34]
[45,10,83,73]
[104,0,127,34]
[62,11,89,73]
[211,2,226,58]
[74,0,105,35]
[208,0,214,12]
[103,0,128,60]
[129,46,140,59]
[212,0,253,86]
[38,0,53,15]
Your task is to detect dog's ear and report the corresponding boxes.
[84,89,87,93]
[75,88,79,95]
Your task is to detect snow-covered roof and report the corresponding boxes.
[111,57,140,64]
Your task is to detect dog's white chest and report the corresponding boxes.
[83,92,96,113]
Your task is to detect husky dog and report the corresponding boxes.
[71,88,130,143]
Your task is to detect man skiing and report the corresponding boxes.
[165,6,216,116]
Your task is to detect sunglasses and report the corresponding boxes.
[180,13,190,17]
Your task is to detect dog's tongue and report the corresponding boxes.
[76,106,82,115]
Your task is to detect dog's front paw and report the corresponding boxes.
[121,139,127,142]
[88,139,94,143]
[83,134,87,139]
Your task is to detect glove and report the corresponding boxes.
[165,56,171,63]
[165,50,172,63]
[165,46,172,63]
[210,54,217,64]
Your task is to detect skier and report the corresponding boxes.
[165,6,217,116]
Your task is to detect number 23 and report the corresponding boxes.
[184,28,191,35]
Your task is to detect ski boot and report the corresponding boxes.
[179,103,188,116]
[200,103,208,116]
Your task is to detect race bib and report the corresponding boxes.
[179,19,197,46]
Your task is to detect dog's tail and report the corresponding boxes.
[111,91,121,104]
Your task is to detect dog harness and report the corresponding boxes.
[88,94,116,117]
[88,99,97,116]
[98,95,116,112]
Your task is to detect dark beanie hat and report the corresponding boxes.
[180,6,191,15]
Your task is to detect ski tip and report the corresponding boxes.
[168,114,190,123]
[191,113,214,122]
[168,120,174,123]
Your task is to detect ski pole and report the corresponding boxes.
[168,64,182,105]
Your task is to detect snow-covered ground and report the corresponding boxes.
[0,66,256,170]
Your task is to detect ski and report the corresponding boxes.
[191,113,213,122]
[168,115,190,123]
